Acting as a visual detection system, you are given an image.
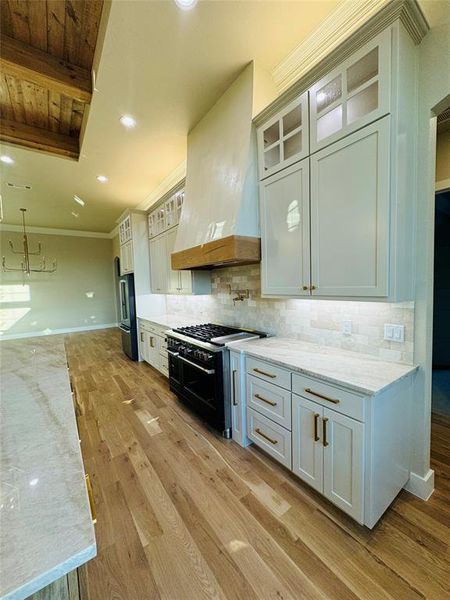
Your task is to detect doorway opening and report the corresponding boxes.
[432,107,450,417]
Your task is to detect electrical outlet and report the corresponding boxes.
[342,320,352,335]
[384,324,405,343]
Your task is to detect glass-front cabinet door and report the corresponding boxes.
[309,27,391,152]
[257,92,309,180]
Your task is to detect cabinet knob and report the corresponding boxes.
[302,285,308,291]
[311,285,316,291]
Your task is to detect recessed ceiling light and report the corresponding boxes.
[73,195,85,206]
[71,211,79,218]
[96,175,108,183]
[0,155,14,164]
[174,0,197,9]
[119,115,136,129]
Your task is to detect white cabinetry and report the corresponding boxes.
[138,320,169,376]
[292,394,364,522]
[255,21,416,302]
[257,93,309,179]
[309,28,391,152]
[117,211,151,298]
[230,350,251,447]
[310,117,390,297]
[149,226,211,295]
[260,159,310,296]
[241,353,414,527]
[148,189,184,239]
[119,239,133,275]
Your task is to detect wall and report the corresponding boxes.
[0,232,116,339]
[436,129,450,184]
[411,18,450,496]
[166,264,414,364]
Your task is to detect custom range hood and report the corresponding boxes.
[171,62,276,270]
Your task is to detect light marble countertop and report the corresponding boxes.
[137,313,201,330]
[230,337,418,395]
[0,336,96,600]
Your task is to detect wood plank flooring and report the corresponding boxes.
[65,329,450,600]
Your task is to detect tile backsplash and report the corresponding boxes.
[166,265,414,364]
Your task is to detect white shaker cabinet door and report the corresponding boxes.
[166,228,181,294]
[310,116,390,297]
[230,351,250,447]
[149,235,167,294]
[323,408,364,523]
[292,395,323,493]
[260,159,311,296]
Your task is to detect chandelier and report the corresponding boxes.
[2,208,57,275]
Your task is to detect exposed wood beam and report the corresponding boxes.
[0,118,79,160]
[0,35,92,103]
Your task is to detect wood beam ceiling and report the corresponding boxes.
[0,0,105,161]
[0,35,92,104]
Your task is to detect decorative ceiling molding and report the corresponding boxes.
[255,0,429,127]
[136,160,187,211]
[0,223,113,239]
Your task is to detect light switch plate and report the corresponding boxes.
[384,324,405,343]
[342,320,352,335]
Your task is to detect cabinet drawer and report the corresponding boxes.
[247,375,292,430]
[139,321,152,332]
[247,408,292,469]
[247,357,291,390]
[292,373,365,421]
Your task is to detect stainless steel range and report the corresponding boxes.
[167,324,266,437]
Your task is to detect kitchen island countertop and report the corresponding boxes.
[0,336,96,600]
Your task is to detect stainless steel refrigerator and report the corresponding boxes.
[116,259,138,360]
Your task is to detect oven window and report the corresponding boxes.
[182,362,216,410]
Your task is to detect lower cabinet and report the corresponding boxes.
[230,350,251,447]
[241,354,414,528]
[138,320,168,376]
[292,395,364,522]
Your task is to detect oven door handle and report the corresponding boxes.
[178,355,215,375]
[168,350,179,357]
[119,325,130,334]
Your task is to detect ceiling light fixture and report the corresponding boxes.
[174,0,197,10]
[73,195,85,206]
[119,115,136,129]
[96,175,108,183]
[71,211,79,218]
[0,155,14,164]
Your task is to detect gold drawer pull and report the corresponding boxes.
[304,387,340,404]
[85,474,97,524]
[253,367,276,379]
[255,428,278,445]
[323,418,329,447]
[254,393,277,407]
[314,413,320,441]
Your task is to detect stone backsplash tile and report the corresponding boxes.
[166,264,414,364]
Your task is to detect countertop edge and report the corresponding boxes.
[238,348,419,396]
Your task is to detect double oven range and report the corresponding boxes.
[167,324,266,438]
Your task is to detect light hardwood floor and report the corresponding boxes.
[66,329,450,600]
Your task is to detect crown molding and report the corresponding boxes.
[0,223,113,239]
[137,160,187,212]
[255,0,429,127]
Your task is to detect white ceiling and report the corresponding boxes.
[0,0,340,233]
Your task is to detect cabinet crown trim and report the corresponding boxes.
[254,0,428,127]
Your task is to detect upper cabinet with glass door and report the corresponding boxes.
[257,92,309,180]
[309,28,391,152]
[148,188,185,239]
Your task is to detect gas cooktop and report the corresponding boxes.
[171,323,266,346]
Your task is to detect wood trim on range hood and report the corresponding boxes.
[171,235,261,270]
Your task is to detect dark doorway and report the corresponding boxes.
[432,189,450,416]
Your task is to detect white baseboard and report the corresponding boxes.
[0,323,118,341]
[404,468,435,500]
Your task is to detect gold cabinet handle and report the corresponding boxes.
[232,369,238,406]
[302,285,309,291]
[304,387,340,404]
[85,474,97,524]
[253,367,276,379]
[311,285,316,291]
[150,336,154,348]
[254,393,277,407]
[322,418,329,447]
[140,331,144,342]
[255,428,278,445]
[314,413,320,441]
